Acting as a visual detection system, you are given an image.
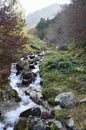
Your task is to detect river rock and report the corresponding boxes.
[29,64,35,70]
[16,60,29,75]
[22,71,36,85]
[31,107,41,117]
[54,120,63,129]
[20,108,31,118]
[31,118,46,130]
[30,91,43,105]
[64,116,74,128]
[55,92,78,108]
[29,55,35,59]
[16,60,24,71]
[41,109,53,119]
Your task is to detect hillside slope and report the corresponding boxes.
[26,3,62,31]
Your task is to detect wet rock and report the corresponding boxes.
[20,108,31,118]
[30,91,43,105]
[29,64,35,70]
[16,60,24,73]
[23,56,28,60]
[0,90,3,101]
[22,72,36,85]
[35,56,41,61]
[31,119,46,130]
[40,80,43,86]
[55,92,78,108]
[0,111,1,117]
[31,107,41,117]
[16,60,29,75]
[29,55,35,59]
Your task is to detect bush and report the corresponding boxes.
[42,88,57,99]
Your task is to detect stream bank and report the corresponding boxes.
[0,51,85,130]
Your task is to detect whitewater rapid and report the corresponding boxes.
[0,54,43,130]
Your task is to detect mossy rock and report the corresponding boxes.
[47,97,55,106]
[9,90,21,102]
[14,119,27,130]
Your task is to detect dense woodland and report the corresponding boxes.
[36,0,86,49]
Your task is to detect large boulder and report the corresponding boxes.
[55,92,78,108]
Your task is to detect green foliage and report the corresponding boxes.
[29,35,47,52]
[0,0,29,81]
[43,55,80,74]
[50,123,59,130]
[40,49,86,99]
[14,119,27,130]
[55,104,86,129]
[42,87,58,99]
[36,18,55,39]
[42,87,58,105]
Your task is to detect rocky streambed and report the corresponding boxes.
[0,52,78,130]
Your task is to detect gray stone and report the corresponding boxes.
[54,120,63,129]
[65,117,74,128]
[80,97,86,104]
[41,109,53,119]
[55,92,78,108]
[31,107,41,117]
[31,119,46,130]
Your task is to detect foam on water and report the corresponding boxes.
[0,54,42,130]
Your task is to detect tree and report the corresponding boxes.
[0,0,28,67]
[36,18,47,39]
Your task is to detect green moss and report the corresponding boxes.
[47,97,55,105]
[50,123,59,130]
[40,48,86,129]
[9,90,21,102]
[42,88,58,98]
[14,119,27,130]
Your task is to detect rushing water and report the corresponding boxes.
[0,54,43,130]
